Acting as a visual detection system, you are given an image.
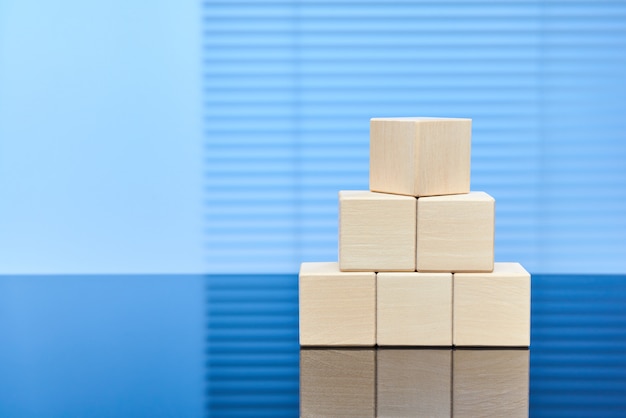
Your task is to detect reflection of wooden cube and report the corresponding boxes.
[377,272,452,346]
[339,191,416,272]
[417,191,495,272]
[299,262,376,346]
[370,117,471,197]
[454,263,531,347]
[377,349,451,417]
[300,349,375,418]
[454,349,529,417]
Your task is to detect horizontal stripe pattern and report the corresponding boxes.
[203,1,626,273]
[207,274,299,417]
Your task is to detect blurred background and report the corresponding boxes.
[2,0,626,275]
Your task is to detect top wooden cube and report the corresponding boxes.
[370,117,471,197]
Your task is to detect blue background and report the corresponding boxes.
[1,1,626,274]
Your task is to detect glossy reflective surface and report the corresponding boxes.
[208,274,626,417]
[301,348,530,417]
[1,274,626,417]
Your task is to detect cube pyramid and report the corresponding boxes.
[299,117,531,347]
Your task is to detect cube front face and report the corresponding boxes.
[453,263,531,347]
[370,117,471,197]
[370,119,417,196]
[339,191,416,272]
[377,272,452,346]
[299,262,376,346]
[415,119,471,197]
[417,191,495,272]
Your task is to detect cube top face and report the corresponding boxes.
[377,271,451,279]
[371,117,471,123]
[300,261,369,277]
[377,272,452,346]
[454,263,531,347]
[339,190,413,201]
[370,117,471,197]
[457,262,529,278]
[417,191,495,272]
[418,190,494,204]
[299,262,376,346]
[339,190,416,272]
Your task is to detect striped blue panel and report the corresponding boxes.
[204,1,626,273]
[207,275,300,417]
[530,275,626,416]
[535,3,626,272]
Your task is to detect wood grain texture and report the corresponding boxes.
[454,263,531,347]
[299,262,376,346]
[300,349,375,417]
[377,272,452,346]
[417,191,495,272]
[377,349,451,417]
[370,117,471,197]
[453,349,529,417]
[339,190,416,272]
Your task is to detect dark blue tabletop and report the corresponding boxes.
[1,274,625,417]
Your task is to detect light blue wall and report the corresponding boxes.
[0,1,205,273]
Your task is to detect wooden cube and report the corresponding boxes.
[300,349,375,417]
[454,263,531,347]
[370,117,471,197]
[377,272,452,346]
[299,262,376,346]
[453,349,529,417]
[377,349,451,417]
[339,191,416,272]
[417,191,495,272]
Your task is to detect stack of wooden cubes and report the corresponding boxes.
[299,117,531,347]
